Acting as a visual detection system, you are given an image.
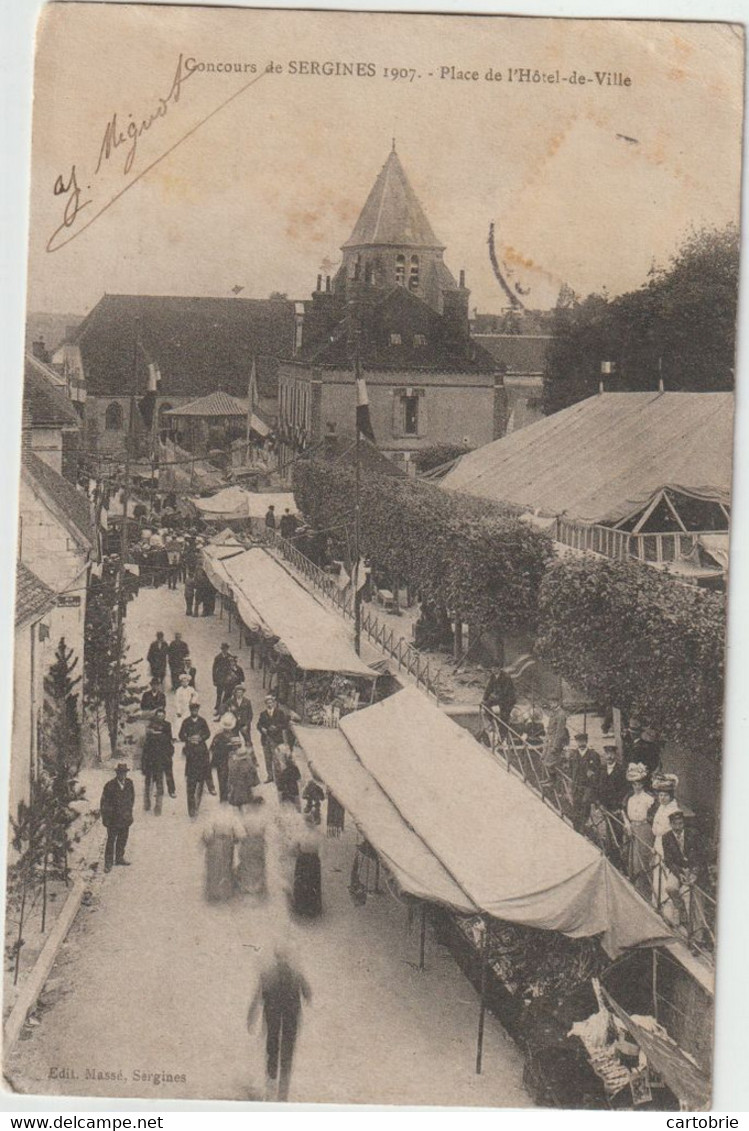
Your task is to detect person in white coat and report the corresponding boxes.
[174,671,198,722]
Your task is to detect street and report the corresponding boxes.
[5,585,530,1107]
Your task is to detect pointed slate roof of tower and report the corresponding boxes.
[343,146,443,250]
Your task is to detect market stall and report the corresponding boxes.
[190,487,297,532]
[294,687,683,1080]
[219,548,377,712]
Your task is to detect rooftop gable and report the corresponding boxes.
[343,149,442,250]
[22,450,94,548]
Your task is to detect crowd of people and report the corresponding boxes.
[481,670,712,945]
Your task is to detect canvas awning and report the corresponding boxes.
[222,549,375,677]
[297,688,673,958]
[201,540,245,596]
[190,488,297,521]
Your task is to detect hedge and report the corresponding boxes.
[535,555,726,757]
[293,459,727,756]
[292,458,553,637]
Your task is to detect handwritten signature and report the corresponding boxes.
[47,54,268,254]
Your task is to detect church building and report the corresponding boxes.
[277,146,506,471]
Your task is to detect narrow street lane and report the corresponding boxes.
[6,586,530,1107]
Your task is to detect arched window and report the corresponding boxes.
[105,402,123,431]
[409,254,420,291]
[395,254,406,286]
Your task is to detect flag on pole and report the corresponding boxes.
[356,377,375,442]
[353,557,368,592]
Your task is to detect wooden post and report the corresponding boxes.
[476,918,489,1074]
[301,671,307,723]
[419,903,427,971]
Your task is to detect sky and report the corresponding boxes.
[26,6,744,317]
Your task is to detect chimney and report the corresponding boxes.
[32,337,49,363]
[325,276,331,293]
[459,269,466,289]
[442,280,471,355]
[316,274,322,292]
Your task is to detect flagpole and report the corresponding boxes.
[354,334,362,656]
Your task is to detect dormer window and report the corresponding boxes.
[409,255,420,291]
[395,254,406,286]
[413,334,427,347]
[389,333,402,346]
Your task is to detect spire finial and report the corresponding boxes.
[391,136,396,153]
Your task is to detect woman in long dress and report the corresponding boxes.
[227,736,259,808]
[201,807,242,902]
[650,773,681,921]
[292,814,322,918]
[236,798,268,897]
[622,763,656,900]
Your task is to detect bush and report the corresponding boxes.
[535,554,726,756]
[293,457,553,637]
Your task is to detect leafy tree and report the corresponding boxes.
[84,573,145,758]
[535,555,725,762]
[293,457,552,643]
[543,224,739,415]
[41,638,85,878]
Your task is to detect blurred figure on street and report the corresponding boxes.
[247,944,312,1102]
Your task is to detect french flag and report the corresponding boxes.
[356,377,375,442]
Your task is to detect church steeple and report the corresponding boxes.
[337,147,457,313]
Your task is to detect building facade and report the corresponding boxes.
[278,147,505,471]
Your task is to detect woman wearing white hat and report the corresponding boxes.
[622,763,656,900]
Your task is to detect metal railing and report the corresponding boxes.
[263,531,444,701]
[480,706,716,960]
[554,518,718,569]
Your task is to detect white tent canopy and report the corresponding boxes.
[222,549,375,677]
[201,539,246,596]
[298,688,673,958]
[191,489,297,521]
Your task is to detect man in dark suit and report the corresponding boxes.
[100,763,135,872]
[212,643,233,717]
[570,732,602,833]
[662,810,708,933]
[141,709,176,814]
[596,744,627,812]
[146,632,168,686]
[229,685,254,746]
[140,678,166,717]
[167,632,191,691]
[257,695,291,784]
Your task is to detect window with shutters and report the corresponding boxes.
[413,333,427,347]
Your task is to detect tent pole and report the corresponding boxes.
[419,903,427,971]
[476,917,489,1074]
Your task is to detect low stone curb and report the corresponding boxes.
[3,879,86,1052]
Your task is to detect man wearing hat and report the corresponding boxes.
[167,631,191,692]
[570,733,602,833]
[630,724,661,785]
[178,701,215,817]
[140,677,167,717]
[146,631,168,687]
[210,714,238,803]
[229,684,254,747]
[212,643,233,717]
[141,707,176,814]
[592,743,627,859]
[99,763,135,872]
[481,664,517,727]
[174,671,198,722]
[257,694,291,784]
[661,810,708,932]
